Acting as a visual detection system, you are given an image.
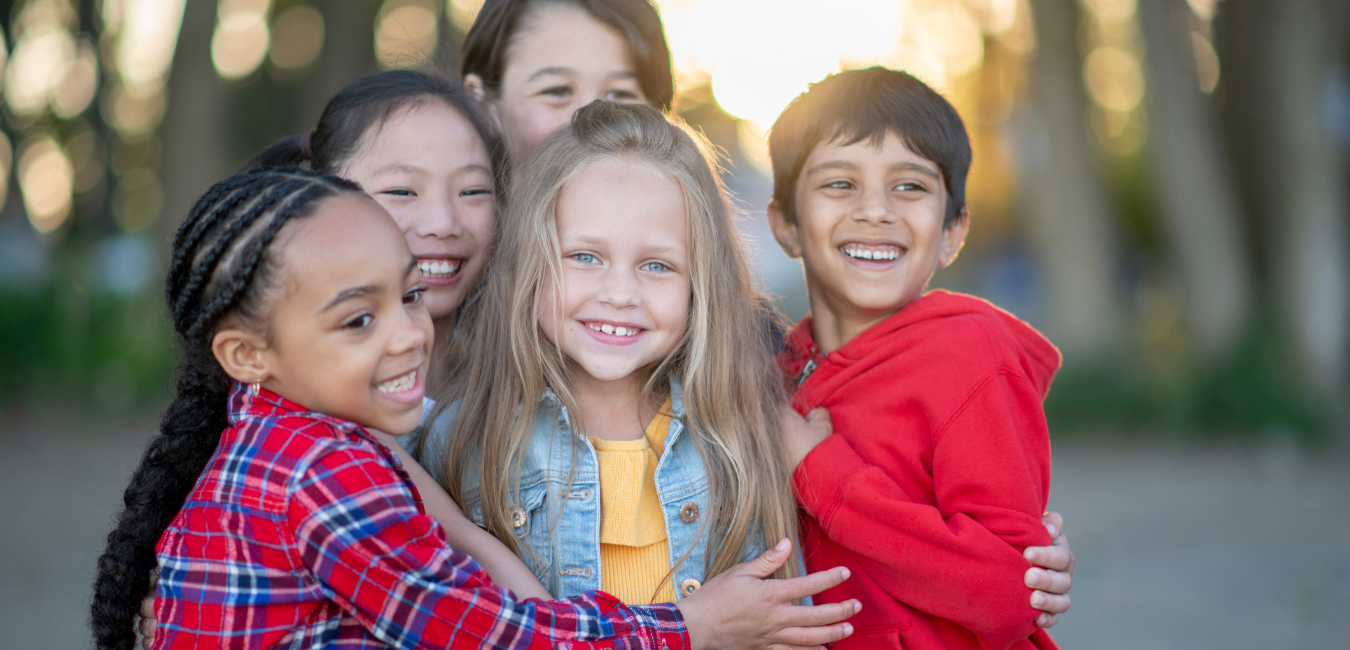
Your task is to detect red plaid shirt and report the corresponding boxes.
[152,384,688,650]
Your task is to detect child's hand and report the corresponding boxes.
[138,577,156,650]
[780,406,832,470]
[675,538,860,650]
[1024,511,1074,627]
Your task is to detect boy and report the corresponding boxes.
[768,67,1061,650]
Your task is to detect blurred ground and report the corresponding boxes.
[1,418,1347,649]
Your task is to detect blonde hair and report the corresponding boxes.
[429,102,798,584]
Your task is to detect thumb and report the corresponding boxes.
[741,538,792,579]
[806,407,832,426]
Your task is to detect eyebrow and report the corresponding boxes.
[527,66,576,82]
[805,159,941,181]
[370,162,426,177]
[319,258,418,313]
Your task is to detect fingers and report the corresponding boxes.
[1035,612,1059,628]
[1023,534,1073,572]
[140,594,155,619]
[1030,589,1071,615]
[772,566,851,602]
[776,600,861,628]
[740,538,793,579]
[768,622,854,647]
[805,408,831,427]
[1024,567,1072,595]
[1041,511,1064,539]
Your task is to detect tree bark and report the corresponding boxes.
[1018,0,1124,362]
[1137,0,1254,359]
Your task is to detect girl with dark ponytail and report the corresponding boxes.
[90,166,859,650]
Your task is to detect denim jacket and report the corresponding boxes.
[410,379,763,601]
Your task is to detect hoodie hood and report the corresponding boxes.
[782,289,1061,399]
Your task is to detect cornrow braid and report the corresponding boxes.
[90,167,361,650]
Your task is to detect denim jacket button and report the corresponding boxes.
[679,502,699,524]
[680,578,701,596]
[510,507,527,529]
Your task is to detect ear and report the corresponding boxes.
[463,73,488,104]
[938,207,970,268]
[768,200,803,260]
[211,327,273,385]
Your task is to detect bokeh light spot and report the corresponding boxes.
[53,38,100,118]
[376,0,440,69]
[269,5,325,70]
[1084,46,1145,112]
[447,0,484,34]
[113,167,164,232]
[18,136,75,234]
[212,0,272,80]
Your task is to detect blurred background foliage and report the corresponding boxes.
[0,0,1345,438]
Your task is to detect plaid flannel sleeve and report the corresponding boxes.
[287,437,689,650]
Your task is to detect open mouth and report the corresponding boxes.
[376,368,418,394]
[840,243,902,262]
[417,258,462,279]
[583,321,643,337]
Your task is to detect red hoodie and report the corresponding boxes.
[780,290,1061,650]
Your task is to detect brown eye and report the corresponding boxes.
[345,314,373,329]
[404,287,426,305]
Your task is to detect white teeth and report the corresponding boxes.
[377,370,416,394]
[843,246,899,261]
[418,260,460,277]
[585,322,639,337]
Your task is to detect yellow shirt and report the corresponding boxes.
[587,397,677,605]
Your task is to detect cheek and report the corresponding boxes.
[654,281,691,333]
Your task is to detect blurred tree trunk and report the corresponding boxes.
[1018,0,1124,361]
[158,0,233,237]
[1137,0,1254,359]
[1215,0,1350,401]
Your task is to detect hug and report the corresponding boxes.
[91,1,1073,648]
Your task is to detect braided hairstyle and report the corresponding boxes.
[90,167,362,650]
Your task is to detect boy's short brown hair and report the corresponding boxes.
[768,67,972,227]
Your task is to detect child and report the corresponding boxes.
[412,102,807,606]
[90,167,858,649]
[460,0,673,155]
[767,67,1062,649]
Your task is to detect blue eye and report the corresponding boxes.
[641,261,670,273]
[572,253,599,264]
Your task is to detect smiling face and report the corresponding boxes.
[229,194,435,435]
[770,131,969,351]
[477,3,647,155]
[340,101,495,320]
[537,157,690,388]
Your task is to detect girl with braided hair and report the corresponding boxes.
[91,166,859,650]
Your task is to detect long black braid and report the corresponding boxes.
[90,167,361,650]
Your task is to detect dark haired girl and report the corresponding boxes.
[250,69,505,329]
[460,0,675,155]
[89,167,861,650]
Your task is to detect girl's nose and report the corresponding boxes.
[389,305,430,356]
[597,267,641,309]
[415,197,464,239]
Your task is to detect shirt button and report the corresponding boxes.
[510,507,527,529]
[680,578,701,596]
[679,502,699,524]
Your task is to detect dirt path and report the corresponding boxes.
[2,421,1347,649]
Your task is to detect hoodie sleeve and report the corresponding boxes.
[793,367,1053,650]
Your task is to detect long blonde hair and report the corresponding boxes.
[429,101,798,582]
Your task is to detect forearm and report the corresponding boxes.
[796,435,1044,646]
[374,431,551,600]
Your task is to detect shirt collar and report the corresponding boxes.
[227,382,366,437]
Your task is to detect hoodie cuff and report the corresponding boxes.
[792,434,869,532]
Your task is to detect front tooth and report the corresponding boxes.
[601,324,615,334]
[615,327,628,336]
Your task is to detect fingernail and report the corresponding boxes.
[840,567,850,579]
[853,600,862,613]
[1045,523,1058,537]
[1024,569,1038,587]
[1031,592,1043,607]
[775,538,789,552]
[1024,548,1037,561]
[843,623,853,635]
